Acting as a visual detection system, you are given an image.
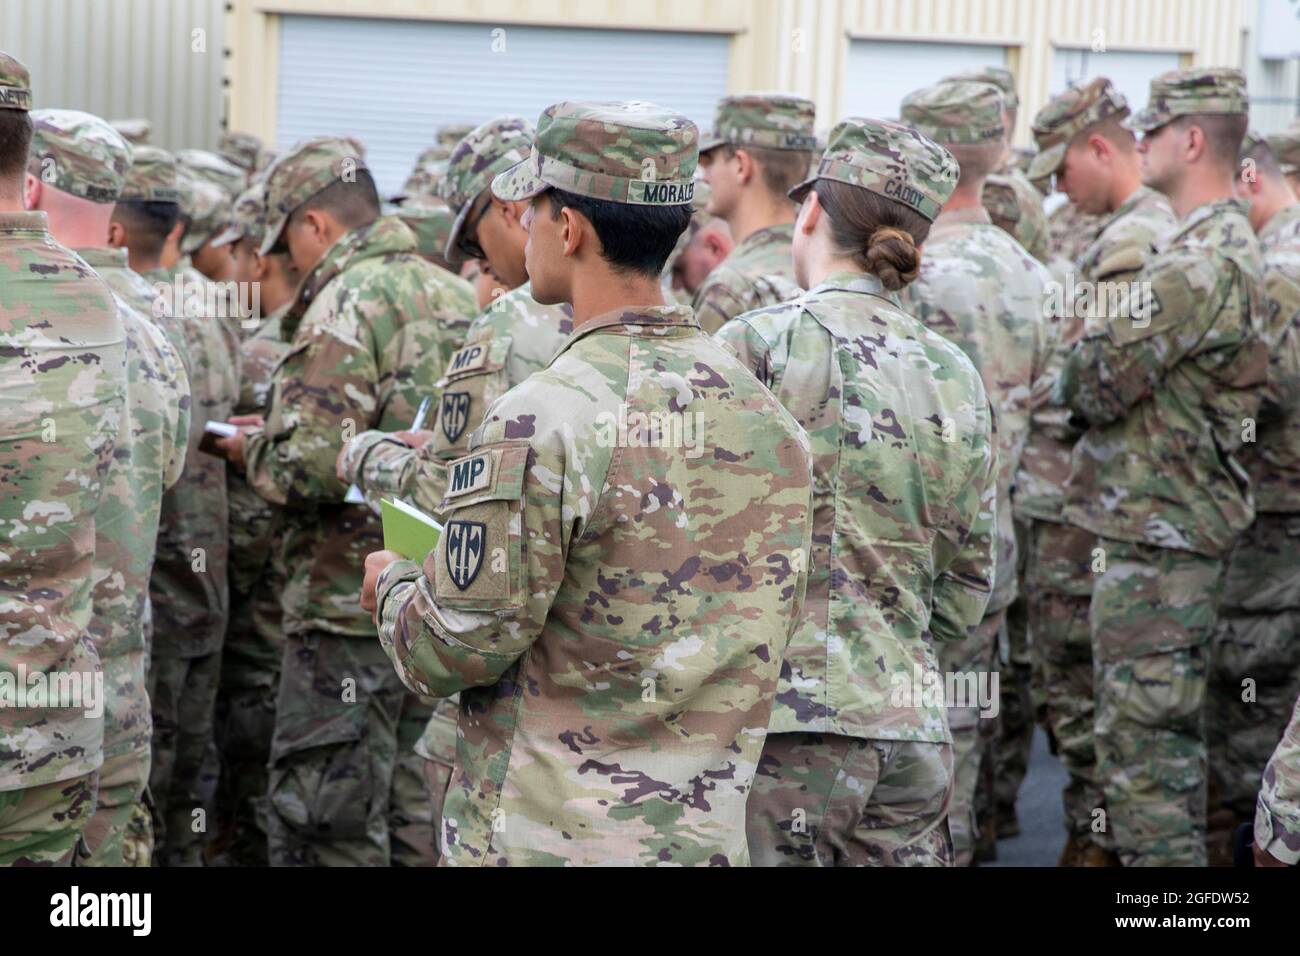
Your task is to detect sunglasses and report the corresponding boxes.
[455,194,494,261]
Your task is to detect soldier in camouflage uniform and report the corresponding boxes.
[899,80,1051,866]
[361,100,814,866]
[1056,68,1266,867]
[717,118,997,866]
[693,93,815,332]
[110,118,150,146]
[339,119,572,845]
[217,130,265,177]
[205,179,295,866]
[211,136,476,866]
[1269,127,1300,197]
[178,148,246,200]
[176,169,235,284]
[947,66,1052,263]
[1206,132,1300,862]
[1047,200,1106,269]
[109,146,240,866]
[24,109,192,867]
[0,54,126,866]
[1254,692,1300,865]
[1024,77,1177,865]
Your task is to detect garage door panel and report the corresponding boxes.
[843,40,1008,123]
[277,16,730,196]
[1050,48,1183,117]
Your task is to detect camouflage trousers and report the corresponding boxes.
[266,631,437,867]
[1027,520,1105,845]
[148,650,223,866]
[746,732,953,866]
[211,584,284,867]
[1090,537,1221,867]
[1209,513,1300,829]
[422,757,454,865]
[83,649,153,866]
[991,528,1035,832]
[0,772,98,866]
[939,607,1004,866]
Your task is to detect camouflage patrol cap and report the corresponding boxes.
[110,118,151,145]
[440,116,534,265]
[398,202,454,266]
[698,92,817,153]
[260,135,368,255]
[211,179,268,249]
[901,80,1006,145]
[437,123,476,148]
[1126,67,1248,133]
[217,130,263,173]
[789,117,959,223]
[178,148,246,199]
[1266,128,1300,175]
[1028,77,1130,180]
[946,66,1019,110]
[119,145,181,204]
[178,170,232,254]
[27,109,131,203]
[492,101,698,207]
[0,52,32,111]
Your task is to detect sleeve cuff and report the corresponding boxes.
[1254,794,1300,866]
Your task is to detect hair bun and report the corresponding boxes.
[864,225,920,291]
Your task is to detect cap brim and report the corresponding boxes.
[787,176,816,203]
[259,213,288,257]
[698,134,725,153]
[442,192,479,267]
[1027,142,1066,181]
[1123,109,1165,134]
[491,156,547,203]
[209,226,244,249]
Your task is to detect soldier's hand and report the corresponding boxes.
[229,413,264,428]
[361,549,404,621]
[1253,841,1289,867]
[211,429,254,472]
[393,429,435,450]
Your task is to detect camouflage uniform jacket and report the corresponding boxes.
[1058,198,1267,557]
[142,263,239,657]
[1255,692,1300,865]
[984,165,1052,263]
[341,283,570,766]
[1048,199,1105,268]
[691,222,801,333]
[718,273,997,743]
[904,206,1050,613]
[1239,202,1300,514]
[88,247,190,377]
[0,213,125,789]
[244,215,476,637]
[1015,186,1175,523]
[373,304,814,866]
[228,307,290,600]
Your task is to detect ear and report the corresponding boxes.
[23,172,40,210]
[796,191,822,236]
[558,204,585,258]
[304,209,330,241]
[733,148,757,186]
[499,197,528,230]
[251,250,270,282]
[106,220,126,249]
[703,230,728,257]
[1087,132,1111,164]
[1185,124,1208,164]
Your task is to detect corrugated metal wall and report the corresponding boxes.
[1,0,225,150]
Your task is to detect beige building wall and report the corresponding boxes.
[2,0,225,150]
[226,0,1249,146]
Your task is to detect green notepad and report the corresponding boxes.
[380,498,443,561]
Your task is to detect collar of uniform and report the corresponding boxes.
[734,221,795,255]
[72,246,130,270]
[808,269,899,305]
[1096,185,1156,237]
[931,205,992,234]
[287,214,418,328]
[0,210,49,235]
[557,303,698,355]
[1259,201,1300,246]
[1169,197,1247,244]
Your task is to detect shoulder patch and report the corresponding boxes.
[445,340,490,376]
[446,451,493,499]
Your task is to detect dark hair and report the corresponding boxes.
[1241,137,1285,181]
[289,169,381,231]
[546,187,691,278]
[722,143,811,198]
[1171,113,1250,169]
[0,109,33,180]
[813,179,931,291]
[946,141,1004,187]
[110,200,180,257]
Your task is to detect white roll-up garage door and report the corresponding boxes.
[842,39,1009,124]
[277,15,732,196]
[1050,48,1184,118]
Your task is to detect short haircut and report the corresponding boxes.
[1170,113,1249,169]
[1071,114,1136,154]
[722,144,812,198]
[1241,138,1285,182]
[0,109,33,181]
[546,187,691,278]
[111,200,180,258]
[946,141,1004,187]
[288,168,381,231]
